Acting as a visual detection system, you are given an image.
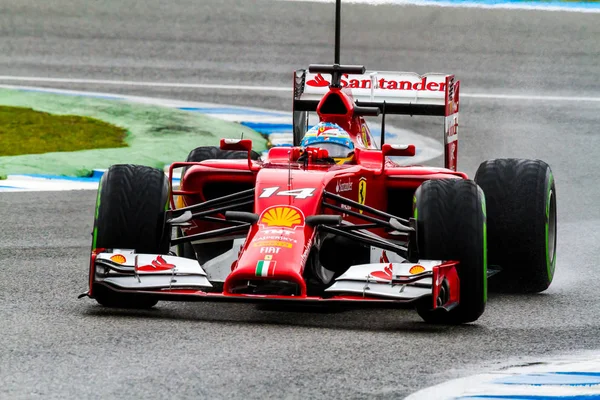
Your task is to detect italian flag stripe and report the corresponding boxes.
[256,260,275,277]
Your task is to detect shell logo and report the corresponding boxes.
[110,254,126,264]
[259,206,305,229]
[409,265,426,274]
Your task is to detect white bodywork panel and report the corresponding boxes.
[95,250,213,290]
[325,260,443,300]
[197,238,247,282]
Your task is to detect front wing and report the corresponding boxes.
[85,249,459,310]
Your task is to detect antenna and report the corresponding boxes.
[335,0,341,64]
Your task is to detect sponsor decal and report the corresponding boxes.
[447,115,458,140]
[264,255,273,261]
[370,264,393,281]
[340,203,351,217]
[254,234,297,243]
[306,73,330,87]
[446,77,459,115]
[358,178,367,214]
[136,255,175,272]
[259,206,305,229]
[306,74,447,92]
[259,246,281,254]
[315,122,342,136]
[110,254,126,264]
[260,229,296,237]
[255,260,276,277]
[253,240,293,248]
[409,265,426,275]
[448,76,455,101]
[300,244,311,266]
[336,179,353,193]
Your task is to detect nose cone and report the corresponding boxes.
[223,205,314,296]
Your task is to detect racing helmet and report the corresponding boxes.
[300,122,355,164]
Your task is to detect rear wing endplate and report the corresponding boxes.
[292,69,460,170]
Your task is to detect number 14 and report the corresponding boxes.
[259,187,315,199]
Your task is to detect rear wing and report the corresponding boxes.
[292,69,460,170]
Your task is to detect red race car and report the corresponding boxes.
[81,4,557,325]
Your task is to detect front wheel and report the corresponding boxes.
[414,179,487,324]
[91,164,170,308]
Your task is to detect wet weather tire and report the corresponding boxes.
[414,179,487,324]
[91,164,170,308]
[475,158,556,293]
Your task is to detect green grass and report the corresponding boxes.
[0,106,127,156]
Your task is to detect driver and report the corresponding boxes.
[300,122,355,165]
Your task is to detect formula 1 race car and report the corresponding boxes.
[80,3,557,325]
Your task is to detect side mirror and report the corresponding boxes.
[220,138,253,152]
[380,144,416,175]
[219,138,254,170]
[382,143,416,157]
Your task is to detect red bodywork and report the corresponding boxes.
[86,70,464,312]
[161,83,465,306]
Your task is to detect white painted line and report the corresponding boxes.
[0,177,99,192]
[466,92,600,102]
[1,76,599,103]
[405,351,600,400]
[278,0,600,13]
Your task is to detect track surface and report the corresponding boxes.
[1,1,599,398]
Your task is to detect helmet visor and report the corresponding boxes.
[308,142,353,158]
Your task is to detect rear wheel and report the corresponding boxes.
[475,158,556,293]
[91,164,170,308]
[179,146,261,264]
[414,179,487,324]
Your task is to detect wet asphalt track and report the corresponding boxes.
[1,1,600,398]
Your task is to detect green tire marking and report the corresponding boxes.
[91,176,103,250]
[413,196,418,220]
[545,172,556,280]
[480,188,488,304]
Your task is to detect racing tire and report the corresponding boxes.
[474,158,556,293]
[414,179,487,324]
[179,146,261,264]
[91,164,170,309]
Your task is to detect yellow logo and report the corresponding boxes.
[253,240,293,248]
[358,178,367,214]
[260,206,305,229]
[361,125,372,148]
[110,254,126,264]
[409,265,426,275]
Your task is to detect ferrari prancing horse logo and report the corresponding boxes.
[358,178,367,214]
